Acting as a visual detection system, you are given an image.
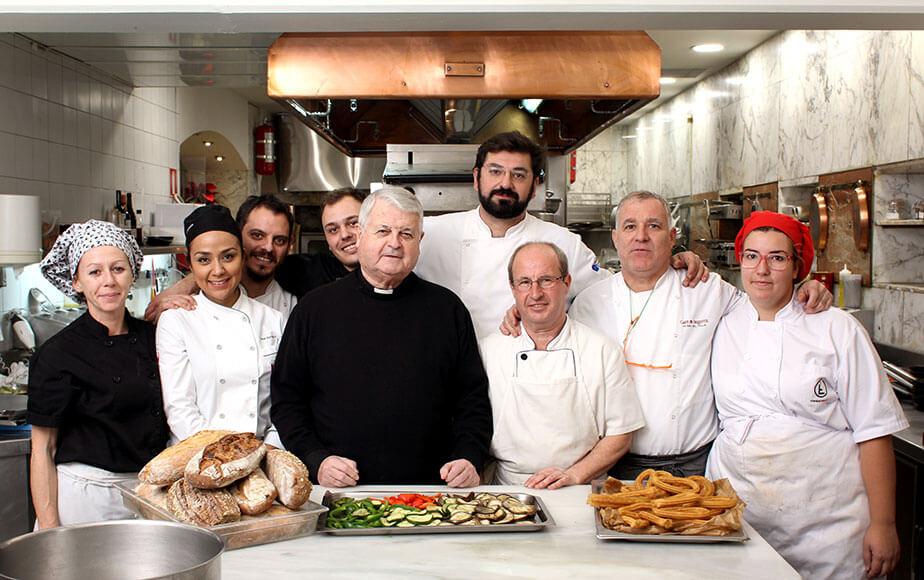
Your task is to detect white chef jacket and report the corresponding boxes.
[417,209,610,338]
[253,279,297,324]
[480,317,645,485]
[569,269,741,456]
[706,295,908,579]
[156,290,284,446]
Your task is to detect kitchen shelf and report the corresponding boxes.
[878,219,924,227]
[140,245,185,255]
[874,283,924,294]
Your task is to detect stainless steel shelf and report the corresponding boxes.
[140,245,185,255]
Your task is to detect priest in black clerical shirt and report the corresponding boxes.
[270,186,493,488]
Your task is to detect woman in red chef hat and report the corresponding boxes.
[705,211,908,580]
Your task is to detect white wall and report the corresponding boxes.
[176,87,253,172]
[0,33,178,315]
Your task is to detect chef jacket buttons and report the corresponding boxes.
[219,413,226,419]
[104,339,114,347]
[150,408,159,416]
[112,376,122,383]
[249,346,255,351]
[249,413,255,418]
[219,379,226,384]
[148,371,157,379]
[251,379,257,385]
[520,353,528,360]
[217,344,222,350]
[130,337,137,345]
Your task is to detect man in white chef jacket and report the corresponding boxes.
[481,242,644,488]
[568,190,832,478]
[416,131,706,339]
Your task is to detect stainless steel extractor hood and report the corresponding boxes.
[267,31,661,156]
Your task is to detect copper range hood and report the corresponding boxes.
[267,31,661,156]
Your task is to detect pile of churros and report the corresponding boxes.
[587,469,745,536]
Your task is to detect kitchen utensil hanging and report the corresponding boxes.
[810,186,829,251]
[851,180,870,252]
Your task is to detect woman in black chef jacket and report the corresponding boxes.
[28,220,168,528]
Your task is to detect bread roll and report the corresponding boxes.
[166,479,240,526]
[185,432,266,489]
[231,467,278,515]
[264,449,312,509]
[138,430,233,485]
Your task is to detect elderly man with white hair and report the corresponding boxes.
[271,186,493,488]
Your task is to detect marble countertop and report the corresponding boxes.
[221,484,798,579]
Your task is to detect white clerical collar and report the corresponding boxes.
[373,287,394,295]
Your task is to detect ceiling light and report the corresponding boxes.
[659,77,677,85]
[691,43,725,54]
[203,140,213,148]
[621,135,637,140]
[520,99,543,113]
[214,155,224,162]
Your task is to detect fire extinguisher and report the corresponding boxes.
[254,121,275,175]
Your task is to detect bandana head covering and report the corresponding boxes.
[735,210,814,280]
[183,204,242,249]
[40,219,144,301]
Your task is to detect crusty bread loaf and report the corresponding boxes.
[166,479,240,526]
[185,432,266,489]
[139,430,233,485]
[263,449,312,509]
[231,467,278,515]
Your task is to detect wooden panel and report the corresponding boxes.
[268,31,661,99]
[818,168,873,285]
[742,181,779,219]
[689,191,719,260]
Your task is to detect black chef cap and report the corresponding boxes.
[184,204,243,249]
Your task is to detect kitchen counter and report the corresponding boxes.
[0,433,32,542]
[894,401,924,463]
[222,485,798,579]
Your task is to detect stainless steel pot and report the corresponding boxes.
[0,520,224,580]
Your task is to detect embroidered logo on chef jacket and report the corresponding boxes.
[811,377,830,401]
[680,318,709,328]
[259,333,280,354]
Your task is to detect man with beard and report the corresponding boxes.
[416,131,706,338]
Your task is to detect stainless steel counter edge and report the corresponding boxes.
[894,402,924,463]
[0,435,31,458]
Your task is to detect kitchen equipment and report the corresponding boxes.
[319,490,554,536]
[144,235,174,247]
[27,288,56,316]
[9,313,35,351]
[0,194,41,266]
[117,478,327,550]
[707,203,743,220]
[850,181,870,251]
[810,187,829,251]
[0,519,223,580]
[702,240,739,267]
[0,394,27,426]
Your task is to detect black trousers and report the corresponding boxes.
[608,440,713,480]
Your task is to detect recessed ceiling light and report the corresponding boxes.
[691,43,725,53]
[203,140,214,148]
[215,155,224,162]
[659,77,677,85]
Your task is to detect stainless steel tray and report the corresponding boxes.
[319,490,554,535]
[591,480,748,543]
[116,477,327,550]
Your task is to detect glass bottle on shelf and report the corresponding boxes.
[107,189,124,227]
[914,200,924,220]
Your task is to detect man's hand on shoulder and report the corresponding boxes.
[143,294,197,324]
[796,279,834,313]
[440,459,479,488]
[499,305,522,337]
[524,467,579,490]
[671,251,709,287]
[318,455,359,487]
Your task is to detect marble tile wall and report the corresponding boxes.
[872,172,924,285]
[0,33,179,313]
[573,29,924,352]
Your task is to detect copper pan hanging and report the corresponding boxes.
[851,180,870,252]
[810,186,829,251]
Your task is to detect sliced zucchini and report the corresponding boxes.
[396,521,415,528]
[406,514,434,524]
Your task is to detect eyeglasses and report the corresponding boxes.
[512,275,563,292]
[483,164,532,184]
[739,250,794,271]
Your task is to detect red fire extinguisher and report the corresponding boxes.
[254,121,275,175]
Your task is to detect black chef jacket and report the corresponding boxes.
[28,311,168,472]
[274,252,350,299]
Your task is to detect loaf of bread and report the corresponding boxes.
[231,467,278,515]
[185,432,266,489]
[138,430,233,485]
[264,449,312,509]
[166,479,240,526]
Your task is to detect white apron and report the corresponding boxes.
[490,349,600,485]
[54,462,137,526]
[708,415,868,579]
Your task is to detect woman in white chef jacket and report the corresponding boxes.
[157,205,284,446]
[706,211,908,580]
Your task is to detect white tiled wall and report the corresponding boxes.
[0,33,179,314]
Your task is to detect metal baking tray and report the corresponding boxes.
[319,490,554,535]
[116,477,327,550]
[591,480,748,543]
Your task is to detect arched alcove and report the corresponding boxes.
[179,131,251,212]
